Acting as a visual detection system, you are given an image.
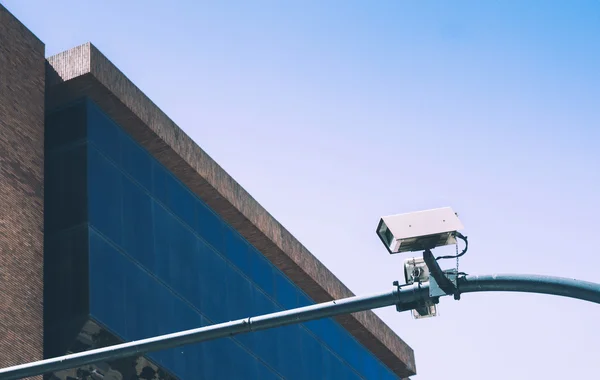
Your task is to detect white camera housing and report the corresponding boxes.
[377,207,464,254]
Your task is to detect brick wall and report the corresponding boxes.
[0,4,45,375]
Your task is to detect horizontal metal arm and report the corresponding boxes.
[0,284,425,380]
[0,274,598,380]
[458,274,600,304]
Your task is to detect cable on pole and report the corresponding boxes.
[435,231,468,261]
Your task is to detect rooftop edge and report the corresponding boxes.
[45,42,416,378]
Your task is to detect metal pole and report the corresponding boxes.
[458,274,600,304]
[0,274,598,380]
[0,284,425,380]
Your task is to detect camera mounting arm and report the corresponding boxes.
[423,249,459,298]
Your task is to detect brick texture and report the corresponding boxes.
[0,4,45,377]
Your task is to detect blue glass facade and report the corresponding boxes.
[44,99,399,379]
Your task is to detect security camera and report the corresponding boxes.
[377,207,464,254]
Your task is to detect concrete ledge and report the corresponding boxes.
[45,43,416,377]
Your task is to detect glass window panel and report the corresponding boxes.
[166,173,196,229]
[301,333,324,379]
[45,226,89,327]
[244,292,279,365]
[249,247,275,296]
[61,145,88,229]
[275,325,303,378]
[224,226,249,272]
[45,101,87,150]
[88,230,127,335]
[152,201,174,279]
[323,320,343,357]
[180,341,205,379]
[88,147,123,246]
[256,363,282,380]
[168,230,201,310]
[121,179,154,267]
[380,366,400,380]
[361,350,383,380]
[274,271,298,310]
[304,318,341,355]
[167,221,198,280]
[225,265,254,320]
[197,243,228,322]
[46,145,87,233]
[196,202,225,253]
[123,260,159,340]
[253,287,277,316]
[201,338,234,379]
[120,133,152,191]
[152,161,169,205]
[338,332,364,378]
[87,102,121,164]
[297,291,313,308]
[226,341,259,380]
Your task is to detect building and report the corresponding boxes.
[0,5,416,379]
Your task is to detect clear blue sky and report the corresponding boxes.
[5,0,600,378]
